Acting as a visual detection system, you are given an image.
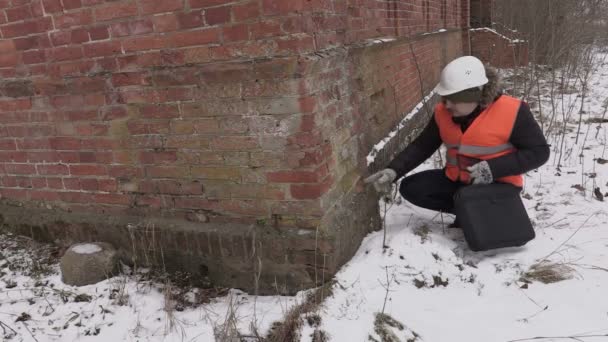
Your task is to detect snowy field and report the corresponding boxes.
[2,50,608,342]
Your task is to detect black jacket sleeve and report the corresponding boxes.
[387,118,442,180]
[486,102,550,178]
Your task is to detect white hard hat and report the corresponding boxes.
[434,56,488,96]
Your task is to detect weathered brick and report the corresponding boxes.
[177,10,204,29]
[152,13,179,32]
[223,24,249,42]
[170,28,221,47]
[191,166,240,181]
[146,166,190,178]
[89,26,110,40]
[205,6,231,26]
[189,0,226,9]
[266,170,318,183]
[54,9,93,29]
[140,0,183,15]
[6,5,33,21]
[262,0,304,16]
[69,164,107,176]
[94,2,138,22]
[42,0,63,13]
[209,136,259,151]
[233,1,260,21]
[36,164,69,175]
[83,41,122,57]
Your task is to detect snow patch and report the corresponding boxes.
[71,243,102,254]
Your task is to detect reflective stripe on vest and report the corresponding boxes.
[445,142,516,165]
[435,95,524,187]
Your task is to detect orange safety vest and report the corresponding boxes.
[434,95,524,187]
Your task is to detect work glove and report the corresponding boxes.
[466,160,493,185]
[364,168,397,194]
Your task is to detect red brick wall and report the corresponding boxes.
[0,0,470,293]
[470,28,529,68]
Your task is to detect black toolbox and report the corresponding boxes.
[454,183,535,251]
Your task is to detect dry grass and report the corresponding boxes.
[263,280,335,342]
[520,261,575,284]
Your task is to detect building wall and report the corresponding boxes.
[0,0,470,293]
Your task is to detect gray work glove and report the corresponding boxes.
[364,169,397,193]
[466,160,493,184]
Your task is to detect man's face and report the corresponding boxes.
[444,99,478,117]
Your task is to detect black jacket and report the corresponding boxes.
[387,96,550,181]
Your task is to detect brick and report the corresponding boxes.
[0,40,16,53]
[83,41,122,57]
[98,179,117,192]
[36,164,69,175]
[0,151,27,162]
[148,69,198,86]
[26,151,57,162]
[89,26,110,40]
[205,6,231,26]
[266,170,318,183]
[6,5,33,22]
[69,164,107,176]
[191,166,240,180]
[0,80,35,97]
[51,95,84,109]
[94,2,138,21]
[101,106,128,120]
[80,178,98,191]
[0,139,17,151]
[182,46,211,63]
[42,0,63,13]
[290,178,332,200]
[112,72,147,87]
[0,188,28,200]
[188,0,225,9]
[0,53,18,67]
[22,50,46,64]
[122,36,170,52]
[17,138,52,150]
[49,46,83,62]
[209,136,259,151]
[177,10,204,29]
[262,0,304,16]
[93,194,131,205]
[146,166,190,178]
[152,13,179,32]
[140,0,183,15]
[276,35,315,54]
[62,0,82,10]
[50,137,81,150]
[233,1,259,21]
[223,24,249,42]
[170,28,221,47]
[0,99,32,112]
[250,19,282,39]
[5,163,36,175]
[196,118,224,133]
[30,190,61,202]
[110,20,153,37]
[62,178,80,190]
[138,150,178,164]
[14,34,50,51]
[31,177,48,188]
[54,9,93,29]
[49,31,72,46]
[59,191,93,203]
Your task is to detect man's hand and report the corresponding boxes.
[364,169,397,193]
[466,160,493,184]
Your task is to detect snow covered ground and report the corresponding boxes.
[2,50,608,342]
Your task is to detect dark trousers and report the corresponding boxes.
[399,169,464,214]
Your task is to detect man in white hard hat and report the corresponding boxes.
[364,56,549,226]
